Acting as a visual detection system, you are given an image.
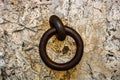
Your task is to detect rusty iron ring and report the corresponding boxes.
[49,15,66,41]
[39,26,84,71]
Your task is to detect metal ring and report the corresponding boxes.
[49,15,66,41]
[39,26,84,71]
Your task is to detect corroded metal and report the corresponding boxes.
[49,15,66,41]
[39,15,84,71]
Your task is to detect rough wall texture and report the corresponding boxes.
[0,0,120,80]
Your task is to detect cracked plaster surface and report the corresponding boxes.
[0,0,120,80]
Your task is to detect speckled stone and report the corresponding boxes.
[0,0,120,80]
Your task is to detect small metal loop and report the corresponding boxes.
[39,26,84,71]
[49,15,66,41]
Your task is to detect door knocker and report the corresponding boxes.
[39,15,84,71]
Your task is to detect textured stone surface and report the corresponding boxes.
[0,0,120,80]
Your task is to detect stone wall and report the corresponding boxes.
[0,0,120,80]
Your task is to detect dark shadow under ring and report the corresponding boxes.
[39,26,84,71]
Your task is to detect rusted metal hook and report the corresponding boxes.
[39,15,84,71]
[49,15,66,41]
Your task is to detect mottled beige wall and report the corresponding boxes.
[0,0,120,80]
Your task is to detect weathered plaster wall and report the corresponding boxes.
[0,0,120,80]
